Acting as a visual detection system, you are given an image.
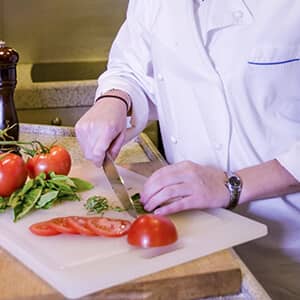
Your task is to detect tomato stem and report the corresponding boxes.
[0,123,17,141]
[0,140,51,157]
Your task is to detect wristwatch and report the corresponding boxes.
[225,172,243,210]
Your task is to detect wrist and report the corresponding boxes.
[224,172,243,210]
[96,89,132,115]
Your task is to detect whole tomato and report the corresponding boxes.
[0,153,28,197]
[26,145,71,178]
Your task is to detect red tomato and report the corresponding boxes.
[127,214,178,248]
[29,221,61,236]
[48,217,79,234]
[87,217,131,237]
[26,145,71,178]
[66,216,97,236]
[0,153,28,197]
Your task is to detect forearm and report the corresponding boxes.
[237,159,300,204]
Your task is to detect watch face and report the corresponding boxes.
[229,175,241,187]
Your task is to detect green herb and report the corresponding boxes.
[84,196,110,214]
[131,193,148,214]
[0,197,8,213]
[1,172,94,221]
[84,192,148,215]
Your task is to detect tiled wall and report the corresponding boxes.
[0,0,128,64]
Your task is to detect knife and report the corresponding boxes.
[102,153,138,218]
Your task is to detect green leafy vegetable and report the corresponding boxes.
[84,192,148,215]
[84,196,111,214]
[70,177,94,192]
[131,193,148,214]
[0,197,8,213]
[14,187,43,221]
[0,172,94,221]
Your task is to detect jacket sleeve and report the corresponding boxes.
[95,0,160,142]
[276,142,300,181]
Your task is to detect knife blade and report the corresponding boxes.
[102,153,138,218]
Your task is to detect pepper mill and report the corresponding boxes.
[0,40,19,150]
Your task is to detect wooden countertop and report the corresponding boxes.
[0,125,270,300]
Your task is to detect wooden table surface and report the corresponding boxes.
[0,127,268,300]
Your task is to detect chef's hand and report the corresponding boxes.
[140,161,230,215]
[75,98,127,166]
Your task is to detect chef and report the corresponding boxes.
[75,1,300,299]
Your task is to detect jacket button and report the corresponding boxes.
[170,136,178,144]
[157,73,164,81]
[214,143,223,150]
[232,10,243,23]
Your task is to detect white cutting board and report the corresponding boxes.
[0,161,267,299]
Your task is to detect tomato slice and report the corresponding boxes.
[87,217,131,237]
[48,217,79,234]
[127,214,178,248]
[29,221,61,236]
[66,216,97,236]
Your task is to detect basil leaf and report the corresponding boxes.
[8,190,23,208]
[20,179,35,195]
[57,193,80,201]
[84,196,109,214]
[35,190,59,208]
[14,187,43,221]
[131,193,147,214]
[0,197,8,212]
[48,181,74,193]
[71,177,94,192]
[49,174,77,189]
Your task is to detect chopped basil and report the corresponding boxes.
[84,192,148,215]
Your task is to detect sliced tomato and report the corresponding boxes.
[29,221,61,236]
[48,217,79,234]
[66,216,97,236]
[127,214,178,248]
[87,217,131,237]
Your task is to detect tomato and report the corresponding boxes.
[87,217,131,237]
[0,153,28,197]
[127,214,178,248]
[66,216,97,236]
[26,145,71,178]
[29,221,61,236]
[48,217,79,234]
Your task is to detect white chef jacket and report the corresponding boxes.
[96,1,300,297]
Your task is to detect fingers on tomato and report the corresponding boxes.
[29,221,61,236]
[127,214,178,248]
[48,217,79,234]
[66,216,97,236]
[87,217,131,237]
